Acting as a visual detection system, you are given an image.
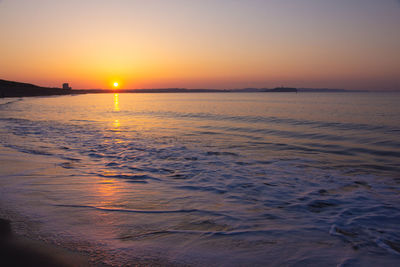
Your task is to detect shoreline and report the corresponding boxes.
[1,94,399,266]
[0,145,181,266]
[0,218,90,267]
[0,145,91,266]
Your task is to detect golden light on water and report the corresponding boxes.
[113,119,120,128]
[113,93,121,129]
[114,93,120,112]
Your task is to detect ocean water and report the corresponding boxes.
[0,92,399,266]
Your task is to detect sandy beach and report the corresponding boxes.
[0,146,90,266]
[0,145,180,266]
[0,218,89,267]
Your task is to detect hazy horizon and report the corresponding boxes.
[1,0,399,90]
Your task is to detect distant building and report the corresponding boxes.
[62,83,72,90]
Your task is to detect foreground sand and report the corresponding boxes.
[0,218,90,267]
[0,146,178,266]
[0,147,90,266]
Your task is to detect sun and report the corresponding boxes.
[113,82,119,88]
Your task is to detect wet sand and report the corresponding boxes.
[0,146,178,266]
[0,218,89,267]
[0,147,90,266]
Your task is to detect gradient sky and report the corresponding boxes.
[1,0,399,90]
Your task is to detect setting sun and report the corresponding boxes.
[113,82,119,88]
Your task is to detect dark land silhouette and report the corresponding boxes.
[5,79,368,98]
[0,79,75,97]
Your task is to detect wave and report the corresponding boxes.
[0,98,22,108]
[125,110,400,134]
[1,94,400,266]
[55,204,216,215]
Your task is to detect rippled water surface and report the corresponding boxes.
[0,93,399,266]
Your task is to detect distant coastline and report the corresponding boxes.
[0,79,373,98]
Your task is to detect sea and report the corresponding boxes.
[0,92,399,266]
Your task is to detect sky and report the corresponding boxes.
[0,0,399,90]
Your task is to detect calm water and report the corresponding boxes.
[0,93,399,266]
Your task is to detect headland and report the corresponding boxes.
[0,79,300,98]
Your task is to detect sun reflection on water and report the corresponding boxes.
[114,93,120,112]
[113,93,121,129]
[113,119,120,128]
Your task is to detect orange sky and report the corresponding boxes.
[0,0,399,90]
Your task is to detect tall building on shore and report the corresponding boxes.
[62,83,72,90]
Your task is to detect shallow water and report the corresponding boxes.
[0,92,399,266]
